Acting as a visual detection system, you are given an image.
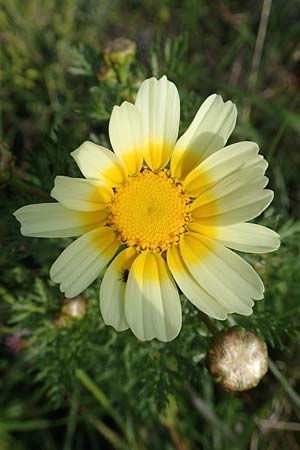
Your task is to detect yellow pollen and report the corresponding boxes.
[108,169,191,252]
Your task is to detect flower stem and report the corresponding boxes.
[63,387,80,450]
[198,312,219,335]
[10,174,49,200]
[86,415,124,449]
[268,359,300,411]
[75,369,139,449]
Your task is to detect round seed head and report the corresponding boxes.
[207,326,268,391]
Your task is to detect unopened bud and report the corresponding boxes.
[61,295,87,319]
[97,65,116,82]
[207,326,268,391]
[54,295,87,329]
[53,315,68,329]
[104,38,136,66]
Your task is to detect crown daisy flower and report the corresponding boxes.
[14,76,280,342]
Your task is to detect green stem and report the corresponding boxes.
[198,312,219,335]
[10,174,49,200]
[241,0,272,122]
[267,94,299,163]
[75,369,138,449]
[186,384,233,438]
[0,418,66,432]
[87,415,124,449]
[268,358,300,410]
[63,387,80,450]
[278,307,300,319]
[0,325,19,334]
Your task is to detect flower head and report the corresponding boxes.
[14,76,280,342]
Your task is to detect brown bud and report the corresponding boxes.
[207,326,268,391]
[53,315,68,329]
[104,38,136,66]
[97,65,116,82]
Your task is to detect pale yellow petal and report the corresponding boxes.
[100,247,137,331]
[191,164,273,226]
[71,141,127,187]
[167,245,228,319]
[183,141,260,197]
[50,226,119,298]
[109,101,143,175]
[135,76,180,171]
[179,232,264,316]
[125,252,182,342]
[171,94,237,180]
[13,203,107,237]
[192,190,273,226]
[188,222,280,253]
[51,176,112,211]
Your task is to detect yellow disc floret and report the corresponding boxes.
[108,169,191,252]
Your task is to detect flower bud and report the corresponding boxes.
[62,295,87,319]
[53,315,68,329]
[97,65,116,82]
[207,326,268,391]
[54,295,87,328]
[103,38,136,66]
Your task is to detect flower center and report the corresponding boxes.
[108,169,191,252]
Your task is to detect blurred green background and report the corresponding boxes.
[1,0,300,449]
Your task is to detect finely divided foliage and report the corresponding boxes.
[14,76,280,342]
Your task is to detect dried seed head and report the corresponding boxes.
[207,326,268,391]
